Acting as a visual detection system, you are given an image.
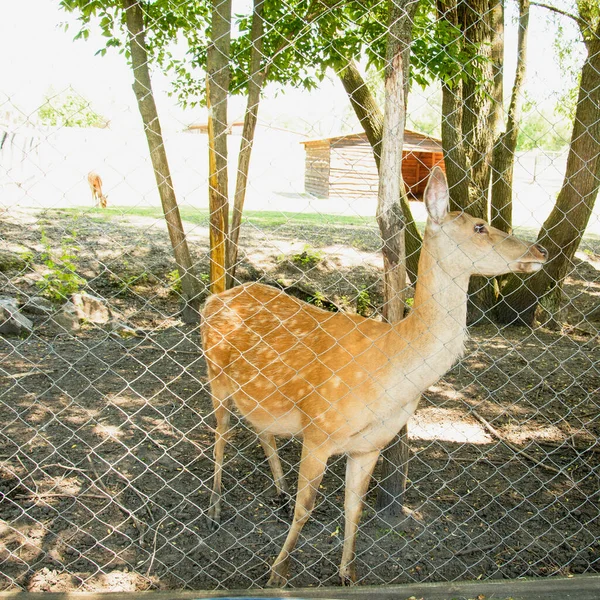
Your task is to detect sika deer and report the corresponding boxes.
[87,171,108,208]
[201,167,547,587]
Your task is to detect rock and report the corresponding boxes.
[0,296,18,309]
[51,311,80,333]
[63,300,77,314]
[71,293,110,324]
[0,250,27,273]
[0,297,34,336]
[21,296,55,316]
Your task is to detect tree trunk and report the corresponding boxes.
[490,0,505,140]
[491,0,530,235]
[338,61,422,284]
[496,26,600,325]
[207,0,232,294]
[123,0,199,322]
[372,0,419,520]
[227,0,265,287]
[438,0,503,320]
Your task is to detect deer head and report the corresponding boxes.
[424,167,547,278]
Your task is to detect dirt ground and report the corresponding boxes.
[0,207,599,592]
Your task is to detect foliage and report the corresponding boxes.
[291,245,323,268]
[37,87,106,128]
[355,285,372,317]
[19,251,35,270]
[307,290,327,308]
[117,271,151,294]
[410,0,490,90]
[167,268,182,294]
[168,0,489,106]
[517,107,572,151]
[36,231,86,303]
[60,0,490,109]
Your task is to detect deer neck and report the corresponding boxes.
[392,234,471,370]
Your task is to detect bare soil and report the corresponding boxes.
[0,207,598,592]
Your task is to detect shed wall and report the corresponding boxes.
[304,142,331,198]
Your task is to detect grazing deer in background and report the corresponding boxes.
[87,171,107,208]
[201,167,547,588]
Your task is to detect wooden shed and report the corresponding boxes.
[301,130,445,200]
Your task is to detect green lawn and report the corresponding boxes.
[48,205,600,249]
[53,205,380,229]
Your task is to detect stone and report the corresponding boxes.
[21,296,55,316]
[0,298,34,336]
[0,250,27,273]
[51,311,80,333]
[71,293,110,324]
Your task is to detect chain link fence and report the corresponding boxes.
[1,0,599,593]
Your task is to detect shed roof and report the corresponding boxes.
[301,129,443,153]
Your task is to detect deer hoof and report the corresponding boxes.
[206,504,221,531]
[339,565,357,586]
[274,493,292,520]
[267,565,288,588]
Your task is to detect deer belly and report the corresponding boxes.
[232,391,303,436]
[335,398,419,455]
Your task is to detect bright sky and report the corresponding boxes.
[0,0,585,136]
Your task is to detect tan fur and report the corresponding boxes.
[201,167,547,587]
[87,171,107,208]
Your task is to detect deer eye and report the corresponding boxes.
[474,223,487,234]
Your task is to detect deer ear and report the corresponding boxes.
[424,167,449,225]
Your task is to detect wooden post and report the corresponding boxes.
[206,0,232,294]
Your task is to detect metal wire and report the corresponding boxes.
[0,0,599,592]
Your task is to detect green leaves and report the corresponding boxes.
[411,2,490,91]
[37,87,106,127]
[59,0,493,109]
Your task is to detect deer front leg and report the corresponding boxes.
[339,450,380,586]
[207,397,232,530]
[259,433,291,513]
[267,442,329,588]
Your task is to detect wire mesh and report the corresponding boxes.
[0,0,599,593]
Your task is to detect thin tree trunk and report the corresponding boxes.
[440,82,471,212]
[496,24,600,325]
[123,0,199,322]
[227,0,265,287]
[491,0,530,235]
[372,0,419,520]
[490,0,505,139]
[339,61,422,284]
[377,7,408,327]
[207,0,232,294]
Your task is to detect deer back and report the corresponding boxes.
[202,283,408,443]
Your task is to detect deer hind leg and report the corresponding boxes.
[258,433,290,511]
[206,375,233,530]
[339,450,380,586]
[267,441,330,588]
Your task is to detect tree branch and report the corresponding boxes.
[530,2,586,28]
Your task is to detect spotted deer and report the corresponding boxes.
[87,171,108,208]
[201,167,547,587]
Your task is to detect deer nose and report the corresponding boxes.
[534,244,548,258]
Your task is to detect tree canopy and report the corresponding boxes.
[59,0,487,109]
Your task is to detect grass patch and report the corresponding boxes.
[44,206,600,251]
[52,206,379,230]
